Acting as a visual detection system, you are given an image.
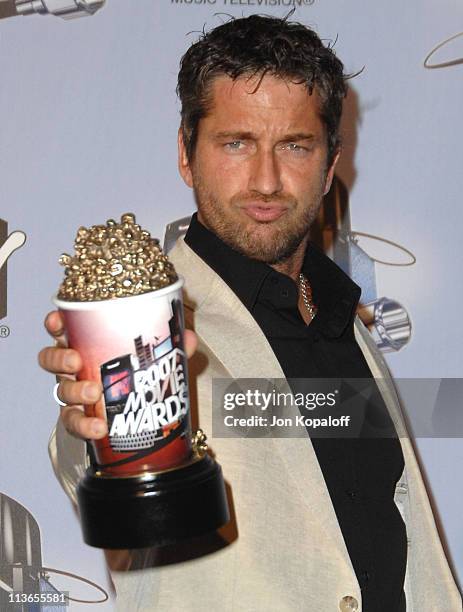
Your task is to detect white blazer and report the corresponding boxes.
[49,238,462,611]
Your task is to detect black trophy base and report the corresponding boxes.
[76,454,229,549]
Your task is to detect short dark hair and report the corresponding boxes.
[177,14,348,165]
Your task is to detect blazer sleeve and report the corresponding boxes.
[48,417,89,506]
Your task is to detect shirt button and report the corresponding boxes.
[339,595,359,611]
[281,289,289,297]
[362,570,370,583]
[345,489,357,500]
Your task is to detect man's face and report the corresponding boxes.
[178,74,339,264]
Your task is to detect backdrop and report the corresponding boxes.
[1,1,462,608]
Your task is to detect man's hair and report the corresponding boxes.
[177,14,348,165]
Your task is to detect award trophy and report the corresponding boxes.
[53,214,229,549]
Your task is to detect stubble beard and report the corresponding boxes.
[192,182,325,265]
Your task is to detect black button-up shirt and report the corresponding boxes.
[185,213,408,611]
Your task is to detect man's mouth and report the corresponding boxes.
[241,204,288,222]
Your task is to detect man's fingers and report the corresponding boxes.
[43,323,196,441]
[44,311,67,347]
[56,379,102,406]
[184,329,198,359]
[38,346,82,374]
[55,379,106,440]
[61,405,108,440]
[44,310,65,335]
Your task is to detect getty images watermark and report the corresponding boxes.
[212,378,463,439]
[222,386,350,430]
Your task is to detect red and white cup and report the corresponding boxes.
[53,277,192,476]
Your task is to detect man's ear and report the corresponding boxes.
[178,128,193,188]
[323,148,341,196]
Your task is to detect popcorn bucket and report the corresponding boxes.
[53,278,191,476]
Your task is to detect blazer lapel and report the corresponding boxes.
[354,317,408,438]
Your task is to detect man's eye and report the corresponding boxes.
[224,141,244,150]
[285,143,307,153]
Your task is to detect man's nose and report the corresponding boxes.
[248,149,283,195]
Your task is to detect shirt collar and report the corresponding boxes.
[184,213,361,338]
[302,243,361,337]
[184,213,271,311]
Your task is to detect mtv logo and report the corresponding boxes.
[0,219,26,320]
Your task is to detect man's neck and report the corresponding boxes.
[270,235,309,283]
[269,235,314,324]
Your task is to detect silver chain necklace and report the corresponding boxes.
[298,273,316,321]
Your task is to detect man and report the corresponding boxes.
[39,15,461,612]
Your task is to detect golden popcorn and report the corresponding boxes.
[57,213,177,301]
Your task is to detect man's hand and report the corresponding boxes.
[38,310,198,441]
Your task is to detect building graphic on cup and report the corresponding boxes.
[100,297,188,453]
